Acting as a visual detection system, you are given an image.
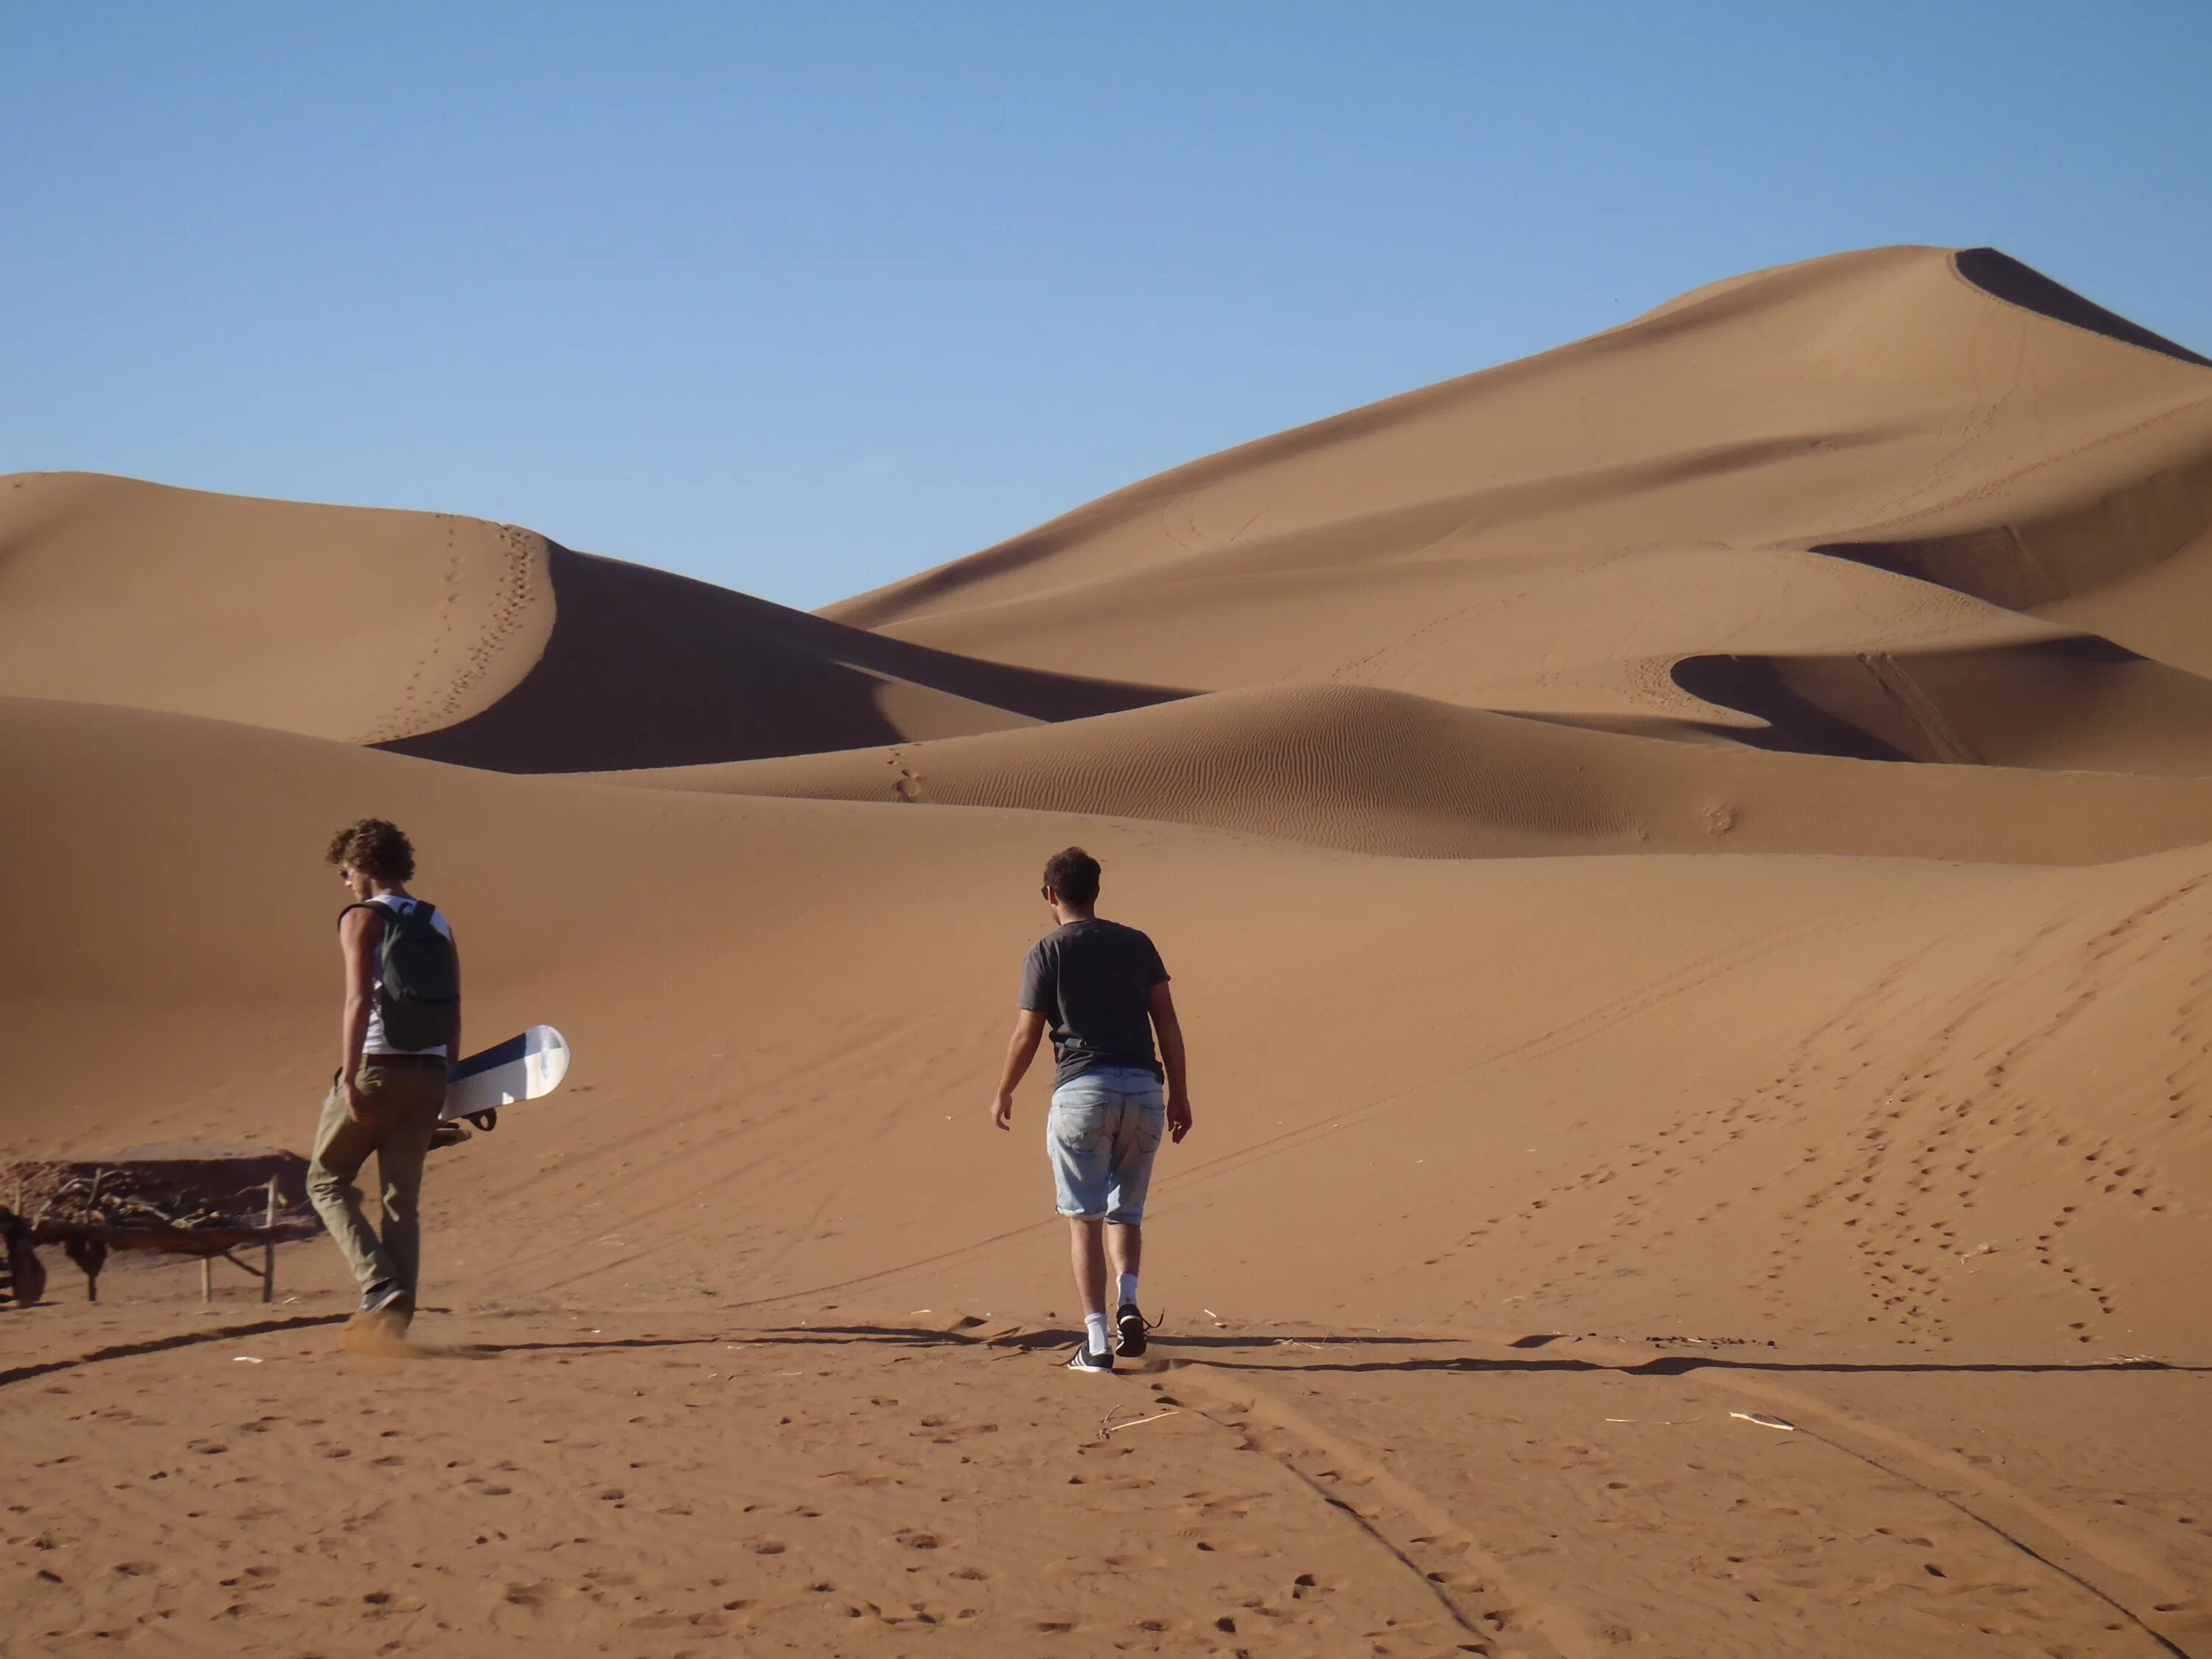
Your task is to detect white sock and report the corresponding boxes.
[1084,1312,1110,1356]
[1117,1273,1140,1310]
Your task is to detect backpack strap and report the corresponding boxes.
[336,903,392,998]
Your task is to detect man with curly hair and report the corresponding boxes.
[310,818,462,1324]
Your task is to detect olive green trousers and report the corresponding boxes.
[307,1065,445,1302]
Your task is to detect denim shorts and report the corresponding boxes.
[1046,1066,1167,1223]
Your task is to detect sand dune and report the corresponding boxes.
[830,247,2212,642]
[0,473,1172,771]
[2040,524,2212,675]
[10,246,2212,1658]
[0,471,552,742]
[15,248,2204,774]
[1672,634,2212,773]
[827,247,2212,773]
[608,681,2212,862]
[380,541,1178,772]
[1955,245,2211,367]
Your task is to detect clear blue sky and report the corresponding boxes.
[6,3,2208,610]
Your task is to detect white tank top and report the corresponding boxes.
[361,895,456,1058]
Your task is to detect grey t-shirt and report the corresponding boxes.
[1018,919,1170,1087]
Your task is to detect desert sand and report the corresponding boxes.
[4,246,2211,1658]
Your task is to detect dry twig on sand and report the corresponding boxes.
[1099,1405,1183,1440]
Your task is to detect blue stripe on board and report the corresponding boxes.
[450,1031,529,1082]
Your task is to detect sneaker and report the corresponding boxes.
[1066,1343,1115,1374]
[1115,1302,1153,1359]
[361,1282,409,1316]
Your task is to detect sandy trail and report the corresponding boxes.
[9,1295,2207,1658]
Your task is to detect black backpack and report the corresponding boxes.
[344,898,460,1051]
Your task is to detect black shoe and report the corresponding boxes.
[361,1282,409,1316]
[1115,1302,1153,1358]
[1067,1343,1115,1374]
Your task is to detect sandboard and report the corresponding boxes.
[440,1026,571,1130]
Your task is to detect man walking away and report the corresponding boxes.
[991,847,1192,1374]
[310,818,461,1327]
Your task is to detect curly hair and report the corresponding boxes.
[325,818,417,883]
[1042,846,1102,908]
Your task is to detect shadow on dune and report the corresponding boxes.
[380,543,1181,773]
[1671,655,1912,762]
[1955,248,2211,369]
[1673,636,2212,773]
[1812,451,2212,615]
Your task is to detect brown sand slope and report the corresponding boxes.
[0,473,1173,771]
[5,693,2212,1654]
[827,247,2212,772]
[605,681,2212,861]
[0,471,552,742]
[379,541,1178,773]
[2039,525,2212,677]
[1670,633,2212,773]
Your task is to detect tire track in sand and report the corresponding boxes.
[1404,1323,2198,1658]
[1168,1363,1607,1659]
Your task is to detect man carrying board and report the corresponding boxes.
[991,848,1192,1373]
[310,818,462,1326]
